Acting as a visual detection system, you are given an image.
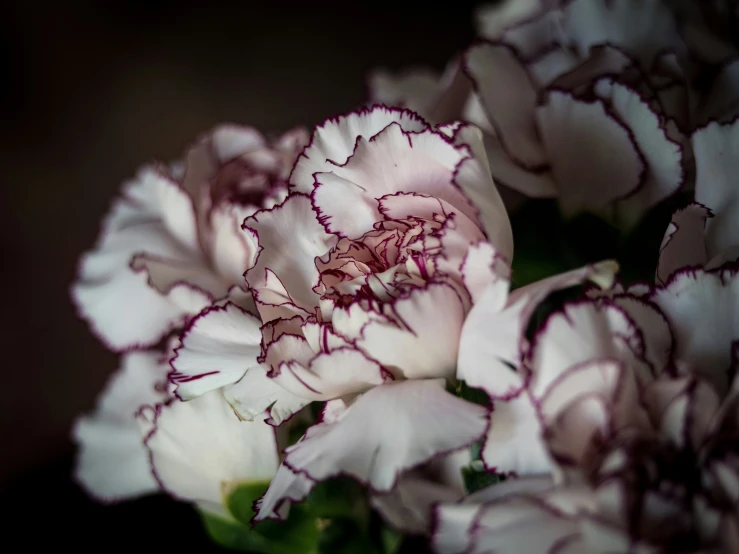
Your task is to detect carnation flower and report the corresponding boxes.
[72,125,307,351]
[169,106,515,524]
[74,344,280,516]
[435,266,739,553]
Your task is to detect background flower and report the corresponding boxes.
[72,125,307,351]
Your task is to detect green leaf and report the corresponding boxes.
[305,477,367,521]
[380,526,404,554]
[226,480,271,526]
[457,381,491,407]
[203,481,321,554]
[200,509,274,552]
[317,519,381,554]
[462,465,504,494]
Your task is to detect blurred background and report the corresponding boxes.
[0,0,482,547]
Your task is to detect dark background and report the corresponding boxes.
[0,1,482,547]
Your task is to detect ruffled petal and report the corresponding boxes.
[73,352,168,502]
[244,194,337,311]
[255,463,315,521]
[693,120,739,257]
[465,42,546,169]
[272,347,391,401]
[224,365,311,426]
[536,91,643,217]
[208,204,260,285]
[431,475,556,554]
[170,303,263,400]
[73,168,216,350]
[458,262,618,398]
[290,106,428,194]
[442,123,514,260]
[371,451,468,534]
[561,0,683,68]
[355,282,467,380]
[656,203,712,285]
[312,122,482,239]
[469,487,590,554]
[145,391,279,508]
[482,392,551,475]
[651,267,739,396]
[282,380,488,491]
[595,81,684,229]
[527,301,648,398]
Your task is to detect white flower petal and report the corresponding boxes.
[596,82,684,229]
[209,205,259,285]
[458,262,618,398]
[224,366,310,426]
[146,391,279,507]
[656,203,712,285]
[73,169,214,350]
[651,267,739,396]
[465,42,546,169]
[527,301,647,398]
[255,463,316,521]
[170,303,263,400]
[536,91,643,217]
[283,380,488,491]
[444,123,514,260]
[312,123,482,239]
[290,106,428,194]
[272,348,391,401]
[483,393,551,475]
[693,120,739,257]
[244,194,337,311]
[356,282,467,380]
[73,352,168,502]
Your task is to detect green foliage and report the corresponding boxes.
[200,477,406,553]
[457,381,491,407]
[462,463,506,494]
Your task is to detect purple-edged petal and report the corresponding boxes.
[73,351,168,502]
[474,0,543,40]
[290,106,428,194]
[656,203,712,285]
[145,391,279,509]
[595,81,684,229]
[355,282,467,380]
[170,303,262,399]
[208,205,260,285]
[482,132,558,198]
[527,301,648,397]
[282,379,488,491]
[442,123,514,260]
[431,475,556,554]
[610,295,673,375]
[469,486,590,554]
[458,262,618,398]
[482,393,551,475]
[224,366,310,425]
[255,463,315,521]
[561,0,683,68]
[651,267,739,396]
[244,194,337,310]
[536,91,643,217]
[73,168,219,350]
[272,348,391,401]
[313,122,482,239]
[693,120,739,257]
[371,451,468,534]
[465,42,546,169]
[367,64,463,123]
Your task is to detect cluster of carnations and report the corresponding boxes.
[73,1,739,552]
